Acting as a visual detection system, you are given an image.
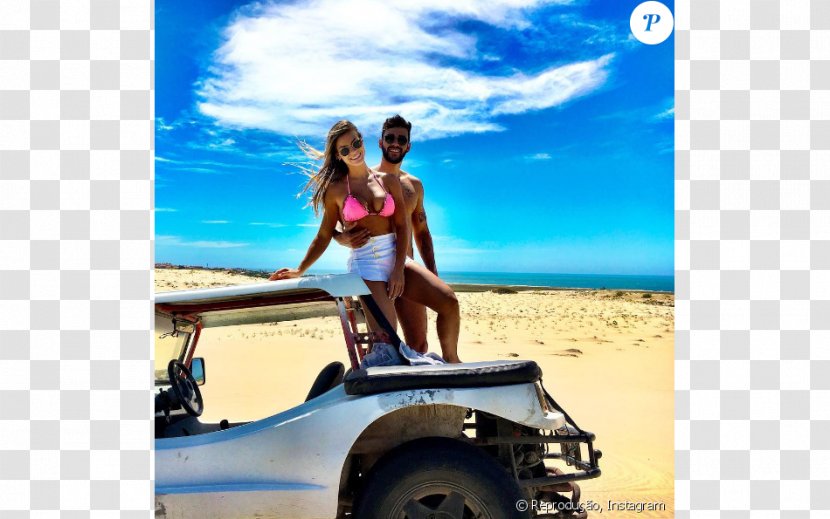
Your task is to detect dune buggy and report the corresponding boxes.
[154,273,601,518]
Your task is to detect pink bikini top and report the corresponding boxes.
[342,172,395,223]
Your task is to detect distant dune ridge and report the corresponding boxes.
[154,266,674,518]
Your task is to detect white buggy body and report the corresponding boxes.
[154,274,600,519]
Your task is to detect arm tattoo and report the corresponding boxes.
[416,211,427,224]
[421,240,437,275]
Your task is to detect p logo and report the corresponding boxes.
[630,1,674,45]
[644,13,661,31]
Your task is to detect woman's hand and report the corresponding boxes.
[387,267,405,300]
[269,268,301,281]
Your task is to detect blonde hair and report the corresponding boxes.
[298,120,361,215]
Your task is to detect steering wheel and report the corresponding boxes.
[167,359,204,417]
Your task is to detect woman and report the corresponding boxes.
[269,120,409,333]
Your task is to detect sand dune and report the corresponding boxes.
[155,267,674,517]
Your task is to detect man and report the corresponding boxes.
[334,115,460,360]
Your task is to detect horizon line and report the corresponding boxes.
[154,263,675,278]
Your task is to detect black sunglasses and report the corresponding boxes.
[338,138,363,157]
[383,134,409,146]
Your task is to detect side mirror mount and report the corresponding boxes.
[190,358,206,386]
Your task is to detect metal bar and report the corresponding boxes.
[517,468,602,488]
[502,426,520,482]
[344,297,367,360]
[184,320,202,366]
[336,298,360,371]
[588,442,598,466]
[543,453,595,471]
[473,433,596,446]
[156,292,332,315]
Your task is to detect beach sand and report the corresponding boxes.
[155,267,674,517]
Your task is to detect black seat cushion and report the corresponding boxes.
[343,360,541,396]
[305,361,345,401]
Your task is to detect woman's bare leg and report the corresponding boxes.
[395,296,429,353]
[400,262,461,363]
[361,280,398,339]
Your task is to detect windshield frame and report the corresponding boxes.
[154,314,196,386]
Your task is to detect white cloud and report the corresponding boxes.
[525,152,552,161]
[155,207,178,212]
[250,222,288,228]
[156,117,175,131]
[157,235,248,248]
[202,220,230,224]
[207,137,236,149]
[196,0,612,140]
[596,98,675,125]
[154,155,284,172]
[655,107,674,120]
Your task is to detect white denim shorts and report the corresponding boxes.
[346,233,396,282]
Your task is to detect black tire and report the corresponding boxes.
[353,437,530,519]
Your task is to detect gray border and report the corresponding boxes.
[0,0,154,514]
[3,0,828,514]
[677,0,824,515]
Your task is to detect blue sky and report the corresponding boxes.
[155,0,674,276]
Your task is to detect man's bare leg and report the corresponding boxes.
[399,262,461,362]
[395,296,429,353]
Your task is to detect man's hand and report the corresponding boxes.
[333,227,371,249]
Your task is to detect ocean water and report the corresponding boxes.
[287,268,674,293]
[439,271,675,292]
